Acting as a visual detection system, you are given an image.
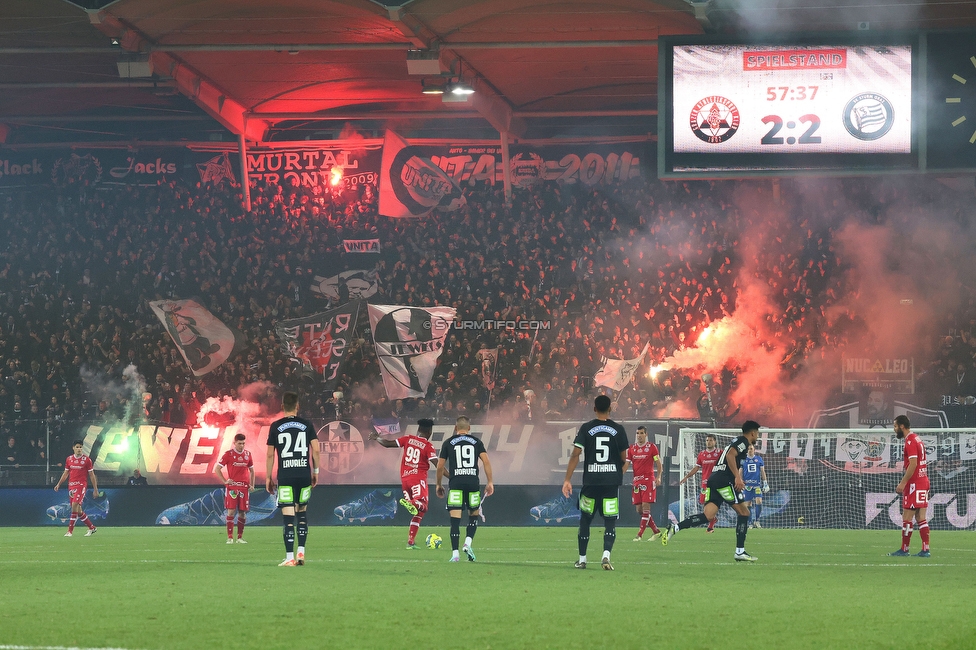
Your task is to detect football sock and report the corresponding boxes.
[681,513,709,530]
[408,515,423,545]
[466,515,478,543]
[602,550,611,560]
[637,513,649,537]
[901,521,913,552]
[603,519,616,553]
[237,514,246,539]
[296,511,308,549]
[647,513,660,534]
[450,517,461,551]
[754,503,763,523]
[918,520,930,551]
[79,512,94,530]
[226,515,235,538]
[579,555,587,564]
[736,514,749,548]
[68,513,78,533]
[706,518,716,531]
[283,514,295,554]
[578,511,593,556]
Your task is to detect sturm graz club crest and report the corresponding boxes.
[690,96,740,144]
[843,93,894,141]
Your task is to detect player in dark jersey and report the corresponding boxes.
[266,392,319,567]
[561,395,629,571]
[436,416,494,562]
[663,420,760,562]
[678,433,721,533]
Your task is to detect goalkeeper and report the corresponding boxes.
[741,444,769,528]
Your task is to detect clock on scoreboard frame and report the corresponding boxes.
[658,34,922,178]
[924,30,976,172]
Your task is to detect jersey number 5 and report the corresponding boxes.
[595,437,611,462]
[277,430,308,458]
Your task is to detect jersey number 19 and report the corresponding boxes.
[455,445,476,468]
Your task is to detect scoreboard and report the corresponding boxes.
[659,32,976,177]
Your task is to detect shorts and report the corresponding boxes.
[903,483,929,510]
[631,482,656,505]
[402,479,430,513]
[579,484,620,519]
[224,485,250,512]
[446,487,481,512]
[277,477,313,508]
[742,486,762,502]
[704,481,745,508]
[68,484,86,505]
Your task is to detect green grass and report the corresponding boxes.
[1,526,974,649]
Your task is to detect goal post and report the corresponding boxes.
[674,427,976,530]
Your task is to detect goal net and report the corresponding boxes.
[673,428,976,530]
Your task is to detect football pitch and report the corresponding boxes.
[1,527,974,650]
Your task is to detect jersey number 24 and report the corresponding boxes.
[277,430,308,458]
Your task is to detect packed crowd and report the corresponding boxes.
[1,170,973,470]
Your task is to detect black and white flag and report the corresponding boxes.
[368,304,456,400]
[149,299,236,376]
[477,347,499,391]
[593,344,649,392]
[310,269,379,302]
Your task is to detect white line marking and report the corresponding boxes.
[0,645,138,650]
[0,558,971,568]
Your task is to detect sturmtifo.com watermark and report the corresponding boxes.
[454,319,552,330]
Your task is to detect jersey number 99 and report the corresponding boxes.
[404,446,421,465]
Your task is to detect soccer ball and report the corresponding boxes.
[425,533,443,549]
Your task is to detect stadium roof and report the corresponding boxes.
[2,0,976,144]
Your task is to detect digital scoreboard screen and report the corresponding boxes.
[660,37,918,176]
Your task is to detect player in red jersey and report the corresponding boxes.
[215,433,255,544]
[678,434,722,533]
[53,440,100,537]
[889,415,931,557]
[622,426,663,541]
[370,418,439,548]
